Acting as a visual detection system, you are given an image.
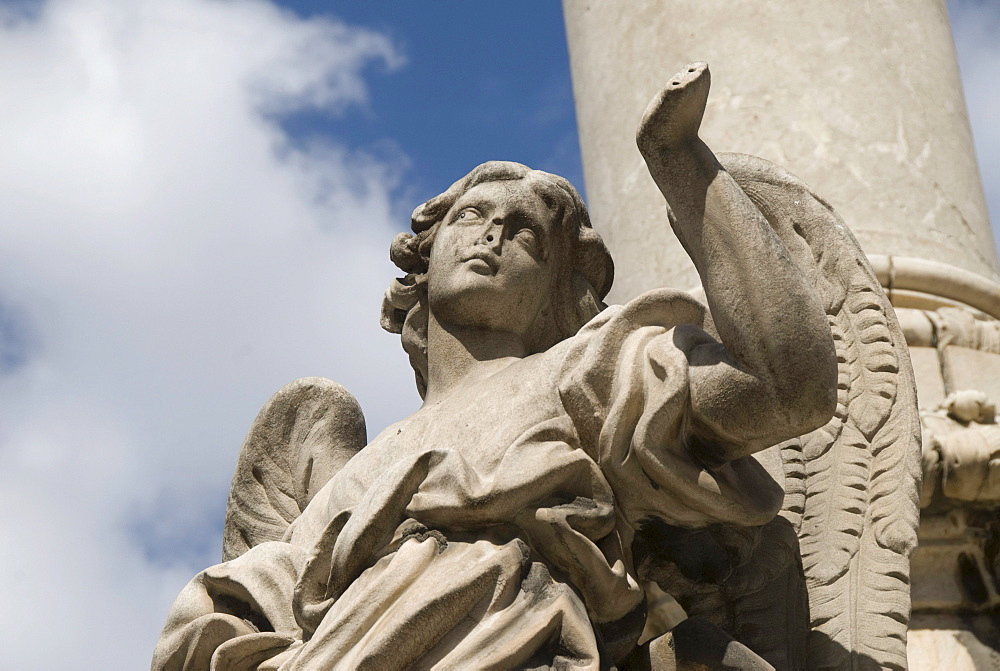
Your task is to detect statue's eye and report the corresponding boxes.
[514,227,537,242]
[456,208,481,223]
[513,226,543,256]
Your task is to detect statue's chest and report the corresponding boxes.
[373,359,567,472]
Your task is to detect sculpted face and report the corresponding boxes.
[427,178,563,338]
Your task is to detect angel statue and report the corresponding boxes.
[153,63,920,670]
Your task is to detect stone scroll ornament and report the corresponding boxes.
[152,63,920,670]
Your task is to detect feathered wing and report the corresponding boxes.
[221,377,367,561]
[717,152,922,670]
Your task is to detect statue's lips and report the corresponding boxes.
[461,251,499,274]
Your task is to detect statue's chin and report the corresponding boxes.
[433,306,528,336]
[429,280,539,336]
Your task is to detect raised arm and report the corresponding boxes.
[636,63,837,460]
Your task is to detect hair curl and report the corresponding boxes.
[380,161,613,398]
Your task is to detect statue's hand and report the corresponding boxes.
[636,62,711,155]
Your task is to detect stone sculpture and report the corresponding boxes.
[153,64,920,670]
[566,3,998,666]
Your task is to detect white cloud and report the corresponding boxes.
[949,0,1000,237]
[0,0,417,666]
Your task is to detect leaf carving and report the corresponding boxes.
[717,153,920,671]
[842,287,897,439]
[777,437,806,532]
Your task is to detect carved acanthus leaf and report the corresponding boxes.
[718,153,920,671]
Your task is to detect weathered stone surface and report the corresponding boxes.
[943,347,1000,407]
[908,346,946,411]
[910,512,991,610]
[153,64,919,670]
[564,0,996,302]
[909,627,1000,670]
[670,617,774,670]
[910,307,1000,660]
[222,377,366,561]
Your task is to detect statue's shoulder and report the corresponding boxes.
[575,288,707,341]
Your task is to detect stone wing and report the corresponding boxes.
[221,377,367,561]
[719,152,922,670]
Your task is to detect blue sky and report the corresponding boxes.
[276,1,584,206]
[0,1,996,667]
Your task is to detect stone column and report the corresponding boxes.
[564,0,995,300]
[564,0,1000,666]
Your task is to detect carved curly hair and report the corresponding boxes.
[380,161,614,398]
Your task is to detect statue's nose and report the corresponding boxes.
[477,221,503,250]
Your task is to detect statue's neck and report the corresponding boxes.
[422,311,526,406]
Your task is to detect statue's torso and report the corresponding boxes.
[288,340,575,545]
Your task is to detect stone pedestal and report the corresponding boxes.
[564,0,1000,666]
